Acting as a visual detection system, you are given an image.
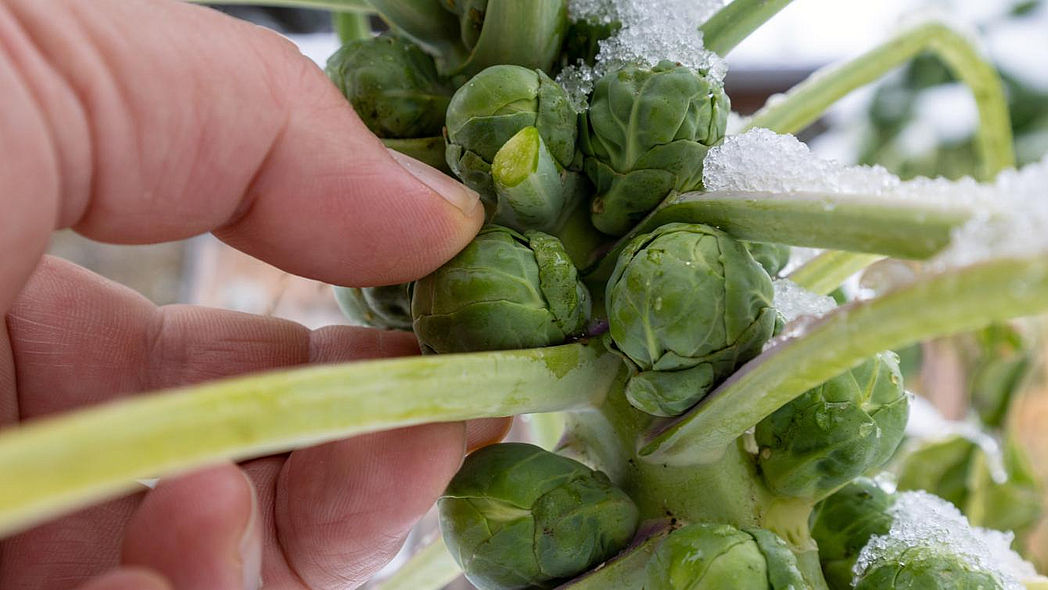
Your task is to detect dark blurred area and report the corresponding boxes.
[209,5,333,33]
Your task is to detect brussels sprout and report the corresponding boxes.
[490,126,581,232]
[645,523,805,590]
[755,352,909,500]
[606,223,776,416]
[445,65,579,204]
[581,61,730,236]
[439,443,639,590]
[744,242,791,277]
[412,226,590,354]
[333,284,412,331]
[895,436,977,509]
[811,478,896,590]
[326,35,451,139]
[854,546,1005,590]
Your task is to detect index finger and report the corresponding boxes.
[0,0,482,312]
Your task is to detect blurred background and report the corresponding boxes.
[46,0,1048,586]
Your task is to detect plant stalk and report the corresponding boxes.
[700,0,795,57]
[741,19,1016,291]
[743,20,1014,180]
[586,187,981,281]
[334,11,372,44]
[0,342,621,538]
[788,252,886,296]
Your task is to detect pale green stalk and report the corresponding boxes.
[372,537,461,590]
[699,0,795,56]
[586,186,981,281]
[742,19,1015,291]
[333,11,372,44]
[0,343,621,538]
[788,252,886,296]
[643,254,1048,463]
[187,0,374,12]
[743,20,1014,178]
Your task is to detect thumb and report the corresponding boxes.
[4,0,482,293]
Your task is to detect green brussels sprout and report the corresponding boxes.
[439,443,639,590]
[581,61,730,236]
[743,242,791,277]
[755,352,909,500]
[854,546,1005,590]
[645,523,806,590]
[333,284,412,331]
[445,65,579,204]
[811,478,896,590]
[326,35,451,139]
[605,223,776,416]
[412,226,590,354]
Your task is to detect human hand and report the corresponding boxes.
[0,0,508,588]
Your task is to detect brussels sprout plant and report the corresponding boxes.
[5,1,1048,590]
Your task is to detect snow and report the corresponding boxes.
[934,156,1048,268]
[703,129,900,195]
[704,130,1048,269]
[772,279,837,323]
[853,490,1030,590]
[558,0,727,108]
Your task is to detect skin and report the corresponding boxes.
[0,0,510,588]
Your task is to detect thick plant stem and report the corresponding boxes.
[334,11,372,44]
[188,0,373,12]
[699,0,795,57]
[643,254,1048,463]
[0,342,621,538]
[789,252,886,296]
[744,20,1014,180]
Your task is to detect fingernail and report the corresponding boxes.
[238,471,263,590]
[389,149,481,216]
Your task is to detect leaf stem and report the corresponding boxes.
[742,18,1016,317]
[0,342,621,538]
[743,20,1015,179]
[642,255,1048,463]
[788,252,885,296]
[334,11,372,44]
[699,0,795,57]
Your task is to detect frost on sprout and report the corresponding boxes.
[558,0,728,108]
[853,491,1034,590]
[772,279,837,324]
